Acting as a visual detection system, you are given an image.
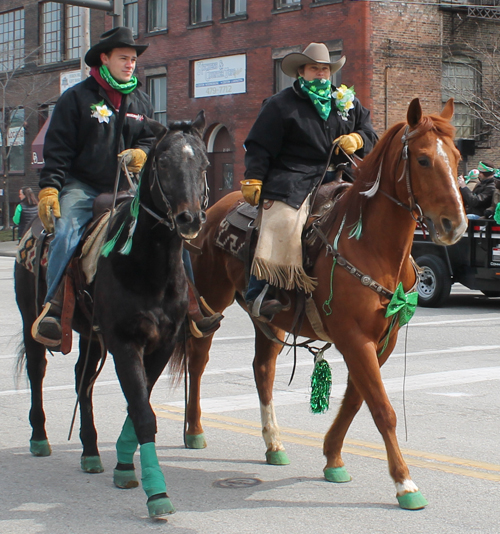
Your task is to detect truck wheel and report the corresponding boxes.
[415,255,452,308]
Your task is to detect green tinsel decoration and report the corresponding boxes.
[101,221,126,257]
[310,356,332,414]
[348,209,363,240]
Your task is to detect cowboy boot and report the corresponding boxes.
[31,279,64,347]
[187,281,223,338]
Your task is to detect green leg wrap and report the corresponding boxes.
[30,439,51,457]
[140,442,167,498]
[397,490,428,510]
[81,456,104,473]
[265,450,290,465]
[324,466,352,483]
[185,433,207,449]
[116,415,139,465]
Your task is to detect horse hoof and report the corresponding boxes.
[324,466,352,483]
[147,494,176,518]
[113,468,139,489]
[81,456,104,473]
[185,433,207,449]
[397,490,428,510]
[265,450,290,465]
[30,439,51,457]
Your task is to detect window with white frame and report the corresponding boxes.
[66,5,81,60]
[124,0,139,36]
[191,0,212,24]
[148,75,167,126]
[0,108,25,173]
[41,3,80,64]
[0,8,24,72]
[275,0,301,8]
[225,0,246,17]
[42,2,62,64]
[148,0,167,32]
[442,58,480,139]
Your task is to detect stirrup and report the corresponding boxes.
[31,302,62,348]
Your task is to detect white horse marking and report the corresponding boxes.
[395,479,419,496]
[182,143,195,158]
[436,138,463,205]
[260,401,285,452]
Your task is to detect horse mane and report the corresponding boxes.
[343,113,456,222]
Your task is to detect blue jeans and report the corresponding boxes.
[467,214,481,220]
[45,178,100,302]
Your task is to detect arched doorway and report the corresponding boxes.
[205,124,235,206]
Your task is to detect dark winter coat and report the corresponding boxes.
[39,76,155,193]
[244,80,378,209]
[460,177,496,217]
[15,201,38,238]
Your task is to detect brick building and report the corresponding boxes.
[1,0,499,220]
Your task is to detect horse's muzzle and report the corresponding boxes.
[175,210,206,240]
[427,214,467,246]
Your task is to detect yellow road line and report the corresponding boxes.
[152,404,500,481]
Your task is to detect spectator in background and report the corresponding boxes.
[463,168,479,191]
[13,187,38,239]
[458,161,496,219]
[485,169,500,220]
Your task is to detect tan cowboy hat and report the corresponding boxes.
[281,43,346,78]
[85,27,149,67]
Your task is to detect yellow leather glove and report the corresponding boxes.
[118,148,147,173]
[240,179,262,207]
[38,187,61,233]
[333,133,364,155]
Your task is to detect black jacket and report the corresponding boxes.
[244,80,378,208]
[460,177,496,217]
[40,76,155,193]
[18,201,38,237]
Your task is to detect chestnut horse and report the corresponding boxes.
[185,99,467,509]
[15,112,209,518]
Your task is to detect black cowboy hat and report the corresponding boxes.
[85,27,149,67]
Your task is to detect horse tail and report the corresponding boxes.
[14,336,27,385]
[167,332,188,387]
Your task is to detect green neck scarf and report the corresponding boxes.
[99,65,138,94]
[298,76,332,120]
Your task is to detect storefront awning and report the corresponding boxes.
[31,117,51,168]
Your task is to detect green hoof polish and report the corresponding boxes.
[185,433,207,449]
[113,469,139,489]
[81,456,104,473]
[30,439,51,457]
[147,495,175,518]
[397,491,428,510]
[265,450,290,465]
[324,466,352,483]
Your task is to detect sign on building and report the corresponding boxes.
[60,70,82,94]
[194,54,246,98]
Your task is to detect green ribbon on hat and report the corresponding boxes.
[385,282,418,327]
[478,161,495,173]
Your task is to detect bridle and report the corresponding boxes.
[376,125,426,227]
[142,146,209,234]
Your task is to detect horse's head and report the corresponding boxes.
[147,110,209,240]
[402,98,467,245]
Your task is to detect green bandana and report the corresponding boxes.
[99,65,138,94]
[298,76,332,120]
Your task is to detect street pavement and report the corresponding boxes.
[1,254,500,533]
[0,239,18,258]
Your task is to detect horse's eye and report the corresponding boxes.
[417,157,430,168]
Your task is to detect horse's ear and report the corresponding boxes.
[407,98,422,128]
[192,110,206,138]
[146,117,168,140]
[441,98,454,120]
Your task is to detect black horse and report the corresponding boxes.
[14,111,209,518]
